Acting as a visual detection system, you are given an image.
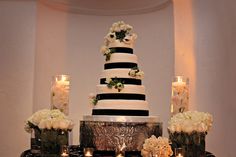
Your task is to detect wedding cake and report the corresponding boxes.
[92,21,148,116]
[80,21,162,154]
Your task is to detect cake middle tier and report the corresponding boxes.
[101,69,141,79]
[96,85,145,94]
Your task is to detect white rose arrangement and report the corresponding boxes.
[24,109,74,133]
[141,135,173,157]
[168,111,213,134]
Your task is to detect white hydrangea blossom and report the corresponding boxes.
[168,111,213,134]
[141,135,173,157]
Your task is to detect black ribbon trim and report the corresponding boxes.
[109,47,133,54]
[97,93,145,100]
[92,109,149,116]
[104,62,137,69]
[100,78,142,85]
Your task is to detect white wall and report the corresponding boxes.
[1,0,235,157]
[174,0,236,156]
[0,1,36,156]
[34,2,174,144]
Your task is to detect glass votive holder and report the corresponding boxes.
[171,76,189,116]
[61,145,69,157]
[175,147,184,157]
[84,147,94,157]
[51,74,70,115]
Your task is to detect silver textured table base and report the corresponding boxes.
[80,115,162,152]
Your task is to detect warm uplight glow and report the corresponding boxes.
[173,0,196,110]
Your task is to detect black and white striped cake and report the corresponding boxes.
[90,21,149,116]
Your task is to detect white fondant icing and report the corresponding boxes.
[95,100,149,110]
[96,85,145,94]
[101,69,140,79]
[106,53,138,64]
[108,40,134,48]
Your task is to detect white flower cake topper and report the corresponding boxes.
[101,21,137,61]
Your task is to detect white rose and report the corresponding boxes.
[38,120,47,129]
[175,124,182,133]
[123,36,131,44]
[52,119,60,130]
[105,78,112,84]
[129,70,136,77]
[197,123,207,132]
[59,120,69,130]
[136,71,144,79]
[45,120,52,130]
[168,125,175,133]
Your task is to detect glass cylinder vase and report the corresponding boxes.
[30,128,41,155]
[51,75,70,115]
[171,76,189,116]
[41,129,69,157]
[169,131,206,157]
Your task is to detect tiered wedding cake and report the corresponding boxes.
[92,21,148,116]
[80,21,162,153]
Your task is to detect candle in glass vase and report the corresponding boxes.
[84,148,94,157]
[175,147,184,157]
[51,75,70,115]
[171,76,189,116]
[60,145,69,157]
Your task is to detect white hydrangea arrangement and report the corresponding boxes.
[101,21,137,61]
[24,109,74,133]
[168,111,213,134]
[141,135,173,157]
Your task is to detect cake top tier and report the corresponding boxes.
[100,21,137,60]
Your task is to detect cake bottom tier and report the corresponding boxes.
[80,115,162,152]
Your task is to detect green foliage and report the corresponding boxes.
[115,30,127,41]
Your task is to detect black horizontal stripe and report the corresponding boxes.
[100,78,142,85]
[92,109,149,116]
[96,93,145,100]
[104,62,137,69]
[109,47,133,54]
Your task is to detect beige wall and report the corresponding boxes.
[0,0,36,156]
[174,0,236,156]
[0,0,236,157]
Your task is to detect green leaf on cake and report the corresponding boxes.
[115,30,127,41]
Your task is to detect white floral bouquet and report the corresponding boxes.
[24,109,74,133]
[101,21,137,61]
[141,135,173,157]
[168,111,213,157]
[168,111,213,134]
